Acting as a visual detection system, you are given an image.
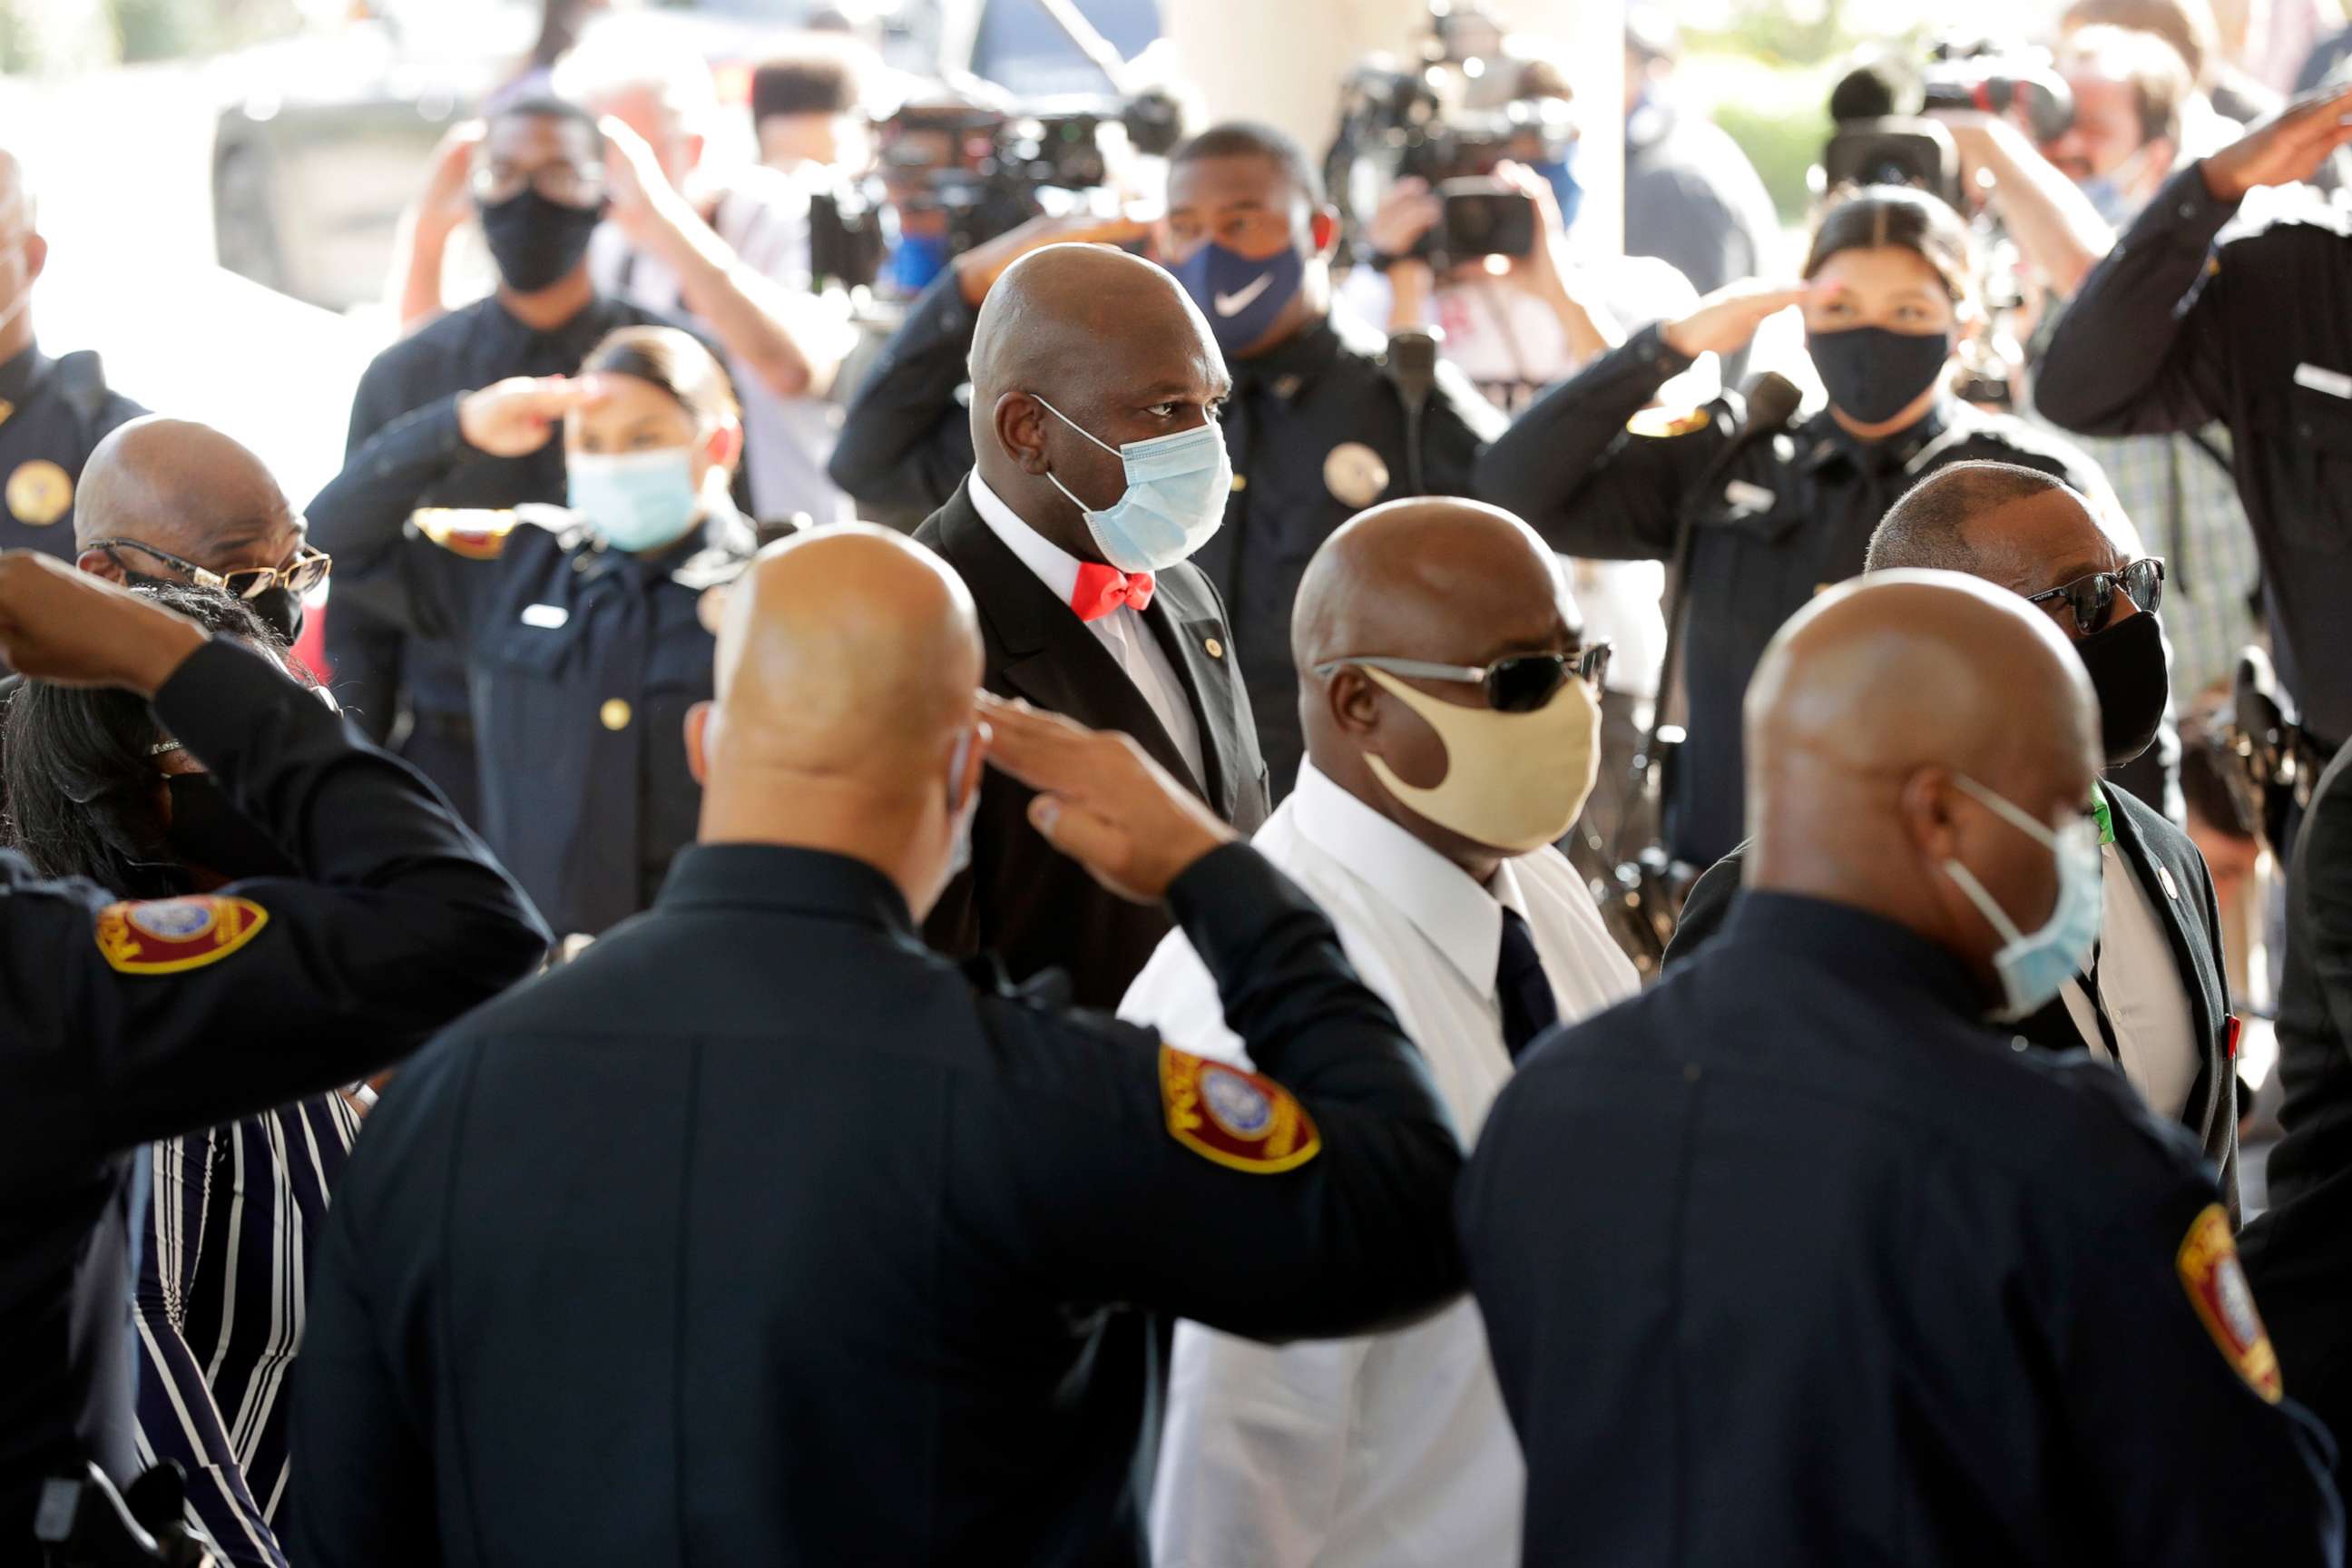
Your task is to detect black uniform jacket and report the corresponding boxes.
[830,270,1501,791]
[1462,891,2341,1568]
[326,293,702,817]
[0,341,145,556]
[283,841,1465,1568]
[312,393,756,936]
[0,642,546,1534]
[2037,168,2352,748]
[2242,738,2352,1485]
[1475,321,2110,866]
[916,479,1270,1008]
[1664,783,2241,1210]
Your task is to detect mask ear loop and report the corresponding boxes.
[1941,857,2028,946]
[1029,395,1122,516]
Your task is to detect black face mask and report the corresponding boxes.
[164,774,300,883]
[1806,325,1952,426]
[477,190,604,293]
[2075,610,2171,767]
[248,586,303,644]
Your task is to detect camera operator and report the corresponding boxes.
[1939,25,2262,709]
[827,120,1502,798]
[2036,83,2352,789]
[1476,183,2113,872]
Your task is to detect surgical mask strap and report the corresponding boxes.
[1953,773,2061,851]
[1030,395,1119,457]
[1941,858,2028,946]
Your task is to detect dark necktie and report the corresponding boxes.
[1496,906,1561,1060]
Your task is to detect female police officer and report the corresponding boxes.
[309,325,762,938]
[1477,184,2112,871]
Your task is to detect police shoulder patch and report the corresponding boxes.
[409,507,517,560]
[1159,1044,1320,1173]
[1625,404,1711,439]
[94,897,270,975]
[2176,1201,2282,1403]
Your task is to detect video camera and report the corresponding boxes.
[1324,1,1573,269]
[1823,40,2075,211]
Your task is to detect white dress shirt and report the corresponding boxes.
[2059,838,2200,1121]
[1122,761,1639,1568]
[968,472,1206,786]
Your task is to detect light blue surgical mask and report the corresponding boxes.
[569,448,702,554]
[2078,142,2158,230]
[1940,774,2104,1023]
[1032,395,1232,574]
[946,725,978,879]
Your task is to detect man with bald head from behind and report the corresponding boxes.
[914,240,1267,1008]
[288,526,1465,1568]
[0,148,146,555]
[1462,574,2342,1567]
[74,416,328,644]
[1128,498,1638,1567]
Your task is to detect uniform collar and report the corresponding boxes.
[0,339,49,407]
[481,290,632,358]
[656,842,916,936]
[572,495,757,587]
[1231,312,1345,397]
[969,471,1084,607]
[1289,760,1528,997]
[1718,889,1985,1016]
[1797,398,1955,478]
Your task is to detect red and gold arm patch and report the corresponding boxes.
[2176,1201,2283,1403]
[94,897,270,975]
[1159,1045,1321,1174]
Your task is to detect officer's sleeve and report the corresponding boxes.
[2050,1154,2344,1563]
[826,269,982,514]
[1413,357,1507,497]
[308,395,472,643]
[1661,844,1744,970]
[2300,766,2352,1064]
[2034,166,2239,437]
[1,640,549,1183]
[956,844,1463,1343]
[1474,322,1735,560]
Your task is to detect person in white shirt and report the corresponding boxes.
[1124,495,1640,1568]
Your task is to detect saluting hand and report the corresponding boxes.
[0,552,209,697]
[975,691,1237,904]
[1661,279,1816,359]
[2202,83,2352,201]
[457,375,608,457]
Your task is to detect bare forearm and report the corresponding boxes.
[1978,122,2113,298]
[646,211,828,399]
[393,214,456,334]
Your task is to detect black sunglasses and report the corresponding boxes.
[2024,557,2164,636]
[89,538,333,602]
[1310,646,1612,713]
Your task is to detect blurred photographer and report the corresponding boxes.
[1622,5,1781,307]
[1937,24,2261,707]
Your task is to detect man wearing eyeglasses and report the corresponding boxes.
[71,416,328,646]
[1124,498,1639,1568]
[1667,461,2243,1216]
[318,94,702,823]
[0,148,146,560]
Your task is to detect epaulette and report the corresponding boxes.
[50,351,111,423]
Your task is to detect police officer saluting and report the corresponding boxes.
[828,122,1502,795]
[286,526,1464,1568]
[0,553,547,1545]
[0,150,144,558]
[310,325,758,939]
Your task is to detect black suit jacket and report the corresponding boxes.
[1662,785,2239,1211]
[914,481,1271,1009]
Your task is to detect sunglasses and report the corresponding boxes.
[1311,646,1612,713]
[90,539,333,602]
[2024,557,2164,636]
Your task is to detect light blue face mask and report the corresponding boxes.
[1940,774,2105,1023]
[1032,396,1232,574]
[569,448,702,554]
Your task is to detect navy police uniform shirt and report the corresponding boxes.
[2039,168,2352,750]
[0,342,144,557]
[310,393,757,937]
[0,641,546,1540]
[826,270,1504,794]
[1461,891,2343,1568]
[1475,323,2112,867]
[285,842,1464,1568]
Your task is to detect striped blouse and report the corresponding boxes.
[133,1093,359,1566]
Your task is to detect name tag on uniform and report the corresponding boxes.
[2294,362,2352,400]
[521,603,569,629]
[1723,480,1775,516]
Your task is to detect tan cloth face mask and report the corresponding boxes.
[1359,665,1602,855]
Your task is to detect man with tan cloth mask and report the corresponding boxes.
[1124,497,1639,1566]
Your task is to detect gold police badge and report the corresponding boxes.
[6,459,74,526]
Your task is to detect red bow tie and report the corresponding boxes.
[1070,562,1155,622]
